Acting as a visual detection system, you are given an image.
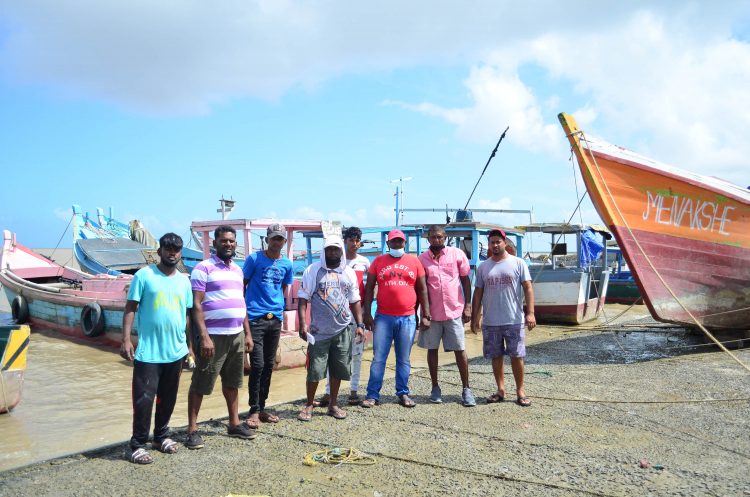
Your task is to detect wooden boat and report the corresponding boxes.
[73,205,161,276]
[607,247,642,305]
[72,205,201,275]
[1,230,133,347]
[0,324,30,413]
[520,223,611,324]
[560,112,750,330]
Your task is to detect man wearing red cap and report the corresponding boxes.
[471,229,536,407]
[361,229,430,408]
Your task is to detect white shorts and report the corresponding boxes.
[417,316,465,352]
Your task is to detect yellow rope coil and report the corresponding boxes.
[303,447,377,467]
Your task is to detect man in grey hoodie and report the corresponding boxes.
[296,235,364,421]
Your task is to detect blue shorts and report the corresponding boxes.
[482,325,525,358]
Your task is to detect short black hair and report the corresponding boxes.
[427,225,446,236]
[342,226,363,241]
[159,232,183,250]
[214,225,236,239]
[487,229,506,240]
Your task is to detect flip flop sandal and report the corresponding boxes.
[313,395,331,408]
[516,396,532,407]
[398,395,416,408]
[130,448,154,465]
[297,408,313,422]
[327,406,347,419]
[152,438,179,454]
[486,392,505,404]
[347,394,361,406]
[360,398,380,408]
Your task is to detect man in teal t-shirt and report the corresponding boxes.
[121,233,193,464]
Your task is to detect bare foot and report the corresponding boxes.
[246,412,260,429]
[259,411,280,423]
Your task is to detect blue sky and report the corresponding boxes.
[1,1,748,250]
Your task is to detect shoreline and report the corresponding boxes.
[2,315,748,497]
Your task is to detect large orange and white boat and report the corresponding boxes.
[559,113,750,330]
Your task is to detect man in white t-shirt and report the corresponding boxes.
[471,229,536,407]
[316,226,371,407]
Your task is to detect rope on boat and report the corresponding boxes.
[47,213,74,263]
[574,130,750,373]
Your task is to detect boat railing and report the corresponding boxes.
[3,269,62,293]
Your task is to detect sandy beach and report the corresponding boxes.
[2,309,748,497]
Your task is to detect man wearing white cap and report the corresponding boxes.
[296,236,364,421]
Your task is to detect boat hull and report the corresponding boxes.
[1,279,129,348]
[0,325,30,413]
[606,278,642,305]
[530,268,610,324]
[613,226,749,328]
[559,112,750,330]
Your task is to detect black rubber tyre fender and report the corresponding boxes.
[11,295,29,324]
[81,302,105,337]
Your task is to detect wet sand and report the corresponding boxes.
[2,305,749,496]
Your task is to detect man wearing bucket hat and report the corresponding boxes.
[361,229,430,408]
[243,222,294,428]
[296,235,364,421]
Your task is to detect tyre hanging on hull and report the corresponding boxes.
[81,302,105,337]
[11,295,29,324]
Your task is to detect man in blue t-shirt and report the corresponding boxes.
[243,223,293,428]
[121,233,193,464]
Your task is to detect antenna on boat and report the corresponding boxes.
[459,126,510,217]
[217,197,236,221]
[390,177,412,226]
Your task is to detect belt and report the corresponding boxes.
[263,313,275,320]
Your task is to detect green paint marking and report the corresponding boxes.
[717,240,743,248]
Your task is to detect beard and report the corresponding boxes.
[430,243,445,253]
[325,256,340,268]
[161,258,179,268]
[218,248,236,261]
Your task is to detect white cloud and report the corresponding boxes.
[288,205,391,226]
[3,2,749,183]
[289,206,324,220]
[401,9,750,183]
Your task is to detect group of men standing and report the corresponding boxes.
[121,223,535,465]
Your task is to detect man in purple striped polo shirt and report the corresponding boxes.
[186,226,256,449]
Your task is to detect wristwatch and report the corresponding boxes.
[356,323,366,330]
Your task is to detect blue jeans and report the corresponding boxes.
[366,313,416,400]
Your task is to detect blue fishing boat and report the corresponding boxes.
[606,247,642,305]
[72,205,203,275]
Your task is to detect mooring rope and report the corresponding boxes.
[572,130,750,373]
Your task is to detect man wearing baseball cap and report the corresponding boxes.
[296,235,364,421]
[471,229,536,407]
[361,229,430,408]
[243,222,294,427]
